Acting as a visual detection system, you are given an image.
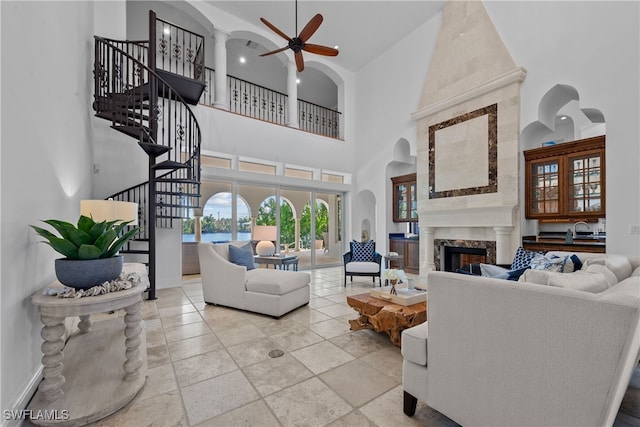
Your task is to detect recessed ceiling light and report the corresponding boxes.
[560,116,568,120]
[163,28,170,35]
[239,57,246,64]
[296,78,301,84]
[334,45,339,50]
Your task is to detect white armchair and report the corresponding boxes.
[198,242,310,317]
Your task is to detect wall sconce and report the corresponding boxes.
[80,199,139,225]
[253,225,277,256]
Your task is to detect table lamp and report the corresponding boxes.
[80,199,139,225]
[253,225,277,256]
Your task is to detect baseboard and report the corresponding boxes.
[1,365,43,427]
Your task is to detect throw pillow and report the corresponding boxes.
[510,247,542,270]
[228,244,255,270]
[352,240,375,262]
[529,253,573,273]
[632,266,640,277]
[506,267,530,281]
[480,263,510,278]
[570,254,583,271]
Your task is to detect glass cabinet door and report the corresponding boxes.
[530,159,560,215]
[568,152,602,214]
[410,182,418,220]
[396,183,408,220]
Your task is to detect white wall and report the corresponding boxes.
[353,0,639,257]
[1,0,97,415]
[484,0,640,256]
[353,12,441,253]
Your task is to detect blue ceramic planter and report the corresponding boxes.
[54,256,124,289]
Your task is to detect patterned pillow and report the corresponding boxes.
[530,253,573,273]
[351,240,375,262]
[510,247,543,270]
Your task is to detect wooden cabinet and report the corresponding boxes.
[388,238,419,274]
[392,173,418,222]
[524,136,605,221]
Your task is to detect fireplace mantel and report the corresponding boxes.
[419,205,517,228]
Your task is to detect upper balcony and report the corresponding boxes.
[200,67,342,140]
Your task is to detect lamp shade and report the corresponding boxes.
[80,199,138,225]
[252,225,277,241]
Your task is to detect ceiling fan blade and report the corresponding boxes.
[260,17,293,42]
[295,51,305,72]
[298,13,323,42]
[260,46,290,57]
[303,44,339,57]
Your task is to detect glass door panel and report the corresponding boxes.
[281,188,312,269]
[568,153,602,213]
[410,182,418,220]
[530,160,559,214]
[315,192,342,267]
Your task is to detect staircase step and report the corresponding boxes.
[139,142,171,157]
[120,249,150,255]
[156,70,206,106]
[111,124,153,142]
[155,177,200,184]
[152,160,189,171]
[96,110,149,123]
[156,191,201,197]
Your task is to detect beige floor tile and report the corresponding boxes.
[308,318,352,340]
[360,347,403,382]
[226,337,283,368]
[163,321,212,343]
[136,363,178,402]
[359,385,459,427]
[95,390,186,427]
[215,324,267,347]
[242,353,314,397]
[253,317,308,336]
[312,287,348,297]
[308,297,337,309]
[145,328,167,347]
[146,344,171,368]
[181,370,260,425]
[193,399,281,427]
[287,307,333,325]
[173,348,238,387]
[315,303,358,319]
[329,331,387,358]
[319,359,399,407]
[205,315,251,332]
[168,333,223,361]
[326,409,377,427]
[158,303,197,318]
[271,328,324,352]
[264,377,352,427]
[160,311,203,329]
[144,317,163,332]
[291,341,354,374]
[155,294,192,309]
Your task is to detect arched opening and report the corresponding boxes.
[183,192,251,242]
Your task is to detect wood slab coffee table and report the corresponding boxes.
[346,293,427,347]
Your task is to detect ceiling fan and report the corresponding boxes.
[259,0,339,72]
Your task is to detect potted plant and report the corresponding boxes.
[31,215,139,289]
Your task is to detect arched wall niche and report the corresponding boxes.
[520,84,606,236]
[385,138,417,237]
[354,190,376,242]
[523,84,606,150]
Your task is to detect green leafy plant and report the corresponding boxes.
[31,215,139,260]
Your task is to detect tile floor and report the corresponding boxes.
[42,267,640,427]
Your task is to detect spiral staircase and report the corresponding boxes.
[92,11,205,299]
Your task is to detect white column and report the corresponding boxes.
[213,29,229,110]
[421,226,436,272]
[294,217,301,251]
[194,216,202,242]
[493,226,514,265]
[286,60,299,128]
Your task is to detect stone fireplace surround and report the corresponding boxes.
[411,1,526,273]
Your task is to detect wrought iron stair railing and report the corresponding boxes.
[93,32,202,299]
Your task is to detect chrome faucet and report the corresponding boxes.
[572,221,590,238]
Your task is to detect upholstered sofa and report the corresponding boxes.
[198,242,311,317]
[402,252,640,426]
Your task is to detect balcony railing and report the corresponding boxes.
[201,67,341,139]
